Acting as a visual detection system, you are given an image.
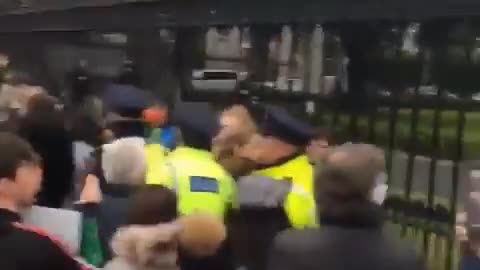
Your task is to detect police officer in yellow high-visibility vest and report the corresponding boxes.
[146,103,235,220]
[230,104,317,270]
[248,104,317,228]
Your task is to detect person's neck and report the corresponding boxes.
[0,197,19,213]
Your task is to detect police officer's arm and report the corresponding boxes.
[223,174,237,210]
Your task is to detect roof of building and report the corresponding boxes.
[0,0,480,32]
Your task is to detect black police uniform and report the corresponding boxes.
[0,208,87,270]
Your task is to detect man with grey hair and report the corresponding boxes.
[268,143,425,270]
[324,143,388,205]
[76,137,148,263]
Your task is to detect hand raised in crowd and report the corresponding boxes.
[77,174,103,204]
[456,212,468,243]
[455,211,480,257]
[234,134,266,163]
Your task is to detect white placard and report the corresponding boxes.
[21,206,82,255]
[471,170,480,179]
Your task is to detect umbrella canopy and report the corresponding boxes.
[102,83,150,114]
[0,0,158,16]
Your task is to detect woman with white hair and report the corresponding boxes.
[78,136,149,263]
[101,137,147,186]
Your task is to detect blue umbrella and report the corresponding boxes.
[102,83,149,112]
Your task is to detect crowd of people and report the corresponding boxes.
[0,71,474,270]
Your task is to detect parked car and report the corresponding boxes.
[276,78,303,92]
[406,86,459,99]
[471,92,480,101]
[191,69,248,91]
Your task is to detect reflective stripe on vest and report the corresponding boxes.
[254,155,318,229]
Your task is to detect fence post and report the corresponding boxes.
[446,107,466,270]
[367,102,377,144]
[402,85,420,236]
[386,92,399,184]
[424,86,443,255]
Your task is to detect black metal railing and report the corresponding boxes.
[318,90,473,270]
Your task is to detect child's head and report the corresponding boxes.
[110,223,180,270]
[176,213,227,257]
[212,105,258,177]
[127,185,178,225]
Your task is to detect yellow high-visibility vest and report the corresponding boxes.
[146,146,235,219]
[254,154,318,229]
[145,143,169,184]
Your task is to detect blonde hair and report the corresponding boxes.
[0,84,45,111]
[212,105,258,176]
[220,105,257,136]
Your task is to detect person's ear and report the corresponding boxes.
[0,178,11,193]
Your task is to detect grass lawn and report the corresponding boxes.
[319,108,480,160]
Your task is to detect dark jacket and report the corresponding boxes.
[76,184,133,264]
[0,208,85,270]
[79,137,141,263]
[268,202,425,270]
[179,237,236,270]
[18,120,74,208]
[460,256,480,270]
[96,184,133,261]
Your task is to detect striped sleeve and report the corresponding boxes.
[14,223,94,270]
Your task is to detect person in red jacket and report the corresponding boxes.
[0,132,91,270]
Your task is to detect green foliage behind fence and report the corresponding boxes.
[319,108,480,160]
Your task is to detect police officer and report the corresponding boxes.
[219,103,316,270]
[146,102,235,270]
[146,102,235,219]
[236,104,317,228]
[253,105,316,227]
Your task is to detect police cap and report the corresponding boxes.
[173,102,219,149]
[256,104,314,147]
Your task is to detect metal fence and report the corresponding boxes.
[315,90,475,270]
